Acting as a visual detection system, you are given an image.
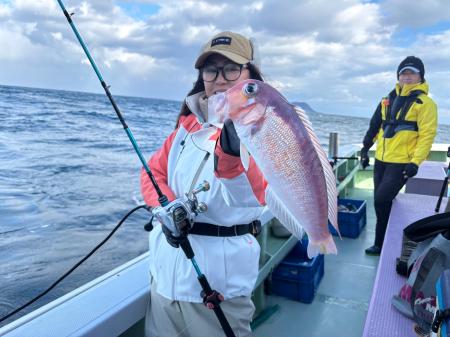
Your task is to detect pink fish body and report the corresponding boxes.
[209,79,338,257]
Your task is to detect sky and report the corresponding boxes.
[1,0,450,124]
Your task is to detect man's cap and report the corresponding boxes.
[397,56,425,80]
[195,31,260,70]
[399,66,420,74]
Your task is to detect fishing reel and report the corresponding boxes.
[151,181,209,258]
[160,181,209,236]
[151,181,209,243]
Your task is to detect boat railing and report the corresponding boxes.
[0,254,150,337]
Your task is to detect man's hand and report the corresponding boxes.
[403,163,419,179]
[360,147,370,169]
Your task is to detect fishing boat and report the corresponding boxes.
[1,143,448,337]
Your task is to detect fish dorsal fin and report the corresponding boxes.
[294,106,339,235]
[265,187,305,240]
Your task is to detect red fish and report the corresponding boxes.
[209,79,338,257]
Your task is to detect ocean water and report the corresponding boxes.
[0,84,449,325]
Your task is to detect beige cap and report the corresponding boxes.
[195,31,258,69]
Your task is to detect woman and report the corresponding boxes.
[360,56,438,255]
[141,31,267,337]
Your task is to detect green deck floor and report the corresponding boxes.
[253,171,379,337]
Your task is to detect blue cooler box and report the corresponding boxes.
[329,198,367,238]
[271,240,324,303]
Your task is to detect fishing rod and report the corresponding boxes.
[56,2,235,336]
[57,0,167,207]
[435,146,450,213]
[330,156,359,167]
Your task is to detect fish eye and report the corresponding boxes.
[242,83,258,97]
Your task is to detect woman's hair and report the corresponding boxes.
[175,63,264,127]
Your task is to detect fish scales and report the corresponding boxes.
[251,103,329,237]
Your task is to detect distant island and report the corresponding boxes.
[291,101,319,114]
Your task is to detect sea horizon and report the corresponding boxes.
[7,82,448,126]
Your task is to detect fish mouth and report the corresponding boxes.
[208,92,228,123]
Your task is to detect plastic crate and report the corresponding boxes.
[271,242,324,303]
[329,198,367,238]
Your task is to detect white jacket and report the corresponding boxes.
[140,92,267,302]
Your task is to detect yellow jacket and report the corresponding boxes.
[369,82,438,165]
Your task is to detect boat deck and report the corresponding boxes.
[254,170,378,337]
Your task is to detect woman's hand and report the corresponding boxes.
[220,119,240,156]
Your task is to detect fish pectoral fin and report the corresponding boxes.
[240,143,250,171]
[265,187,304,240]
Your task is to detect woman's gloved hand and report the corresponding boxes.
[403,163,419,179]
[160,223,185,248]
[220,119,240,156]
[152,198,194,248]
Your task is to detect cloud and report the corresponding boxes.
[0,3,12,17]
[382,0,450,27]
[0,0,449,124]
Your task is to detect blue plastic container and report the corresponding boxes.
[271,241,325,303]
[287,236,309,260]
[329,198,367,238]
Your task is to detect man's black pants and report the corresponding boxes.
[373,159,408,247]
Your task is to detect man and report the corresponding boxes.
[361,56,438,256]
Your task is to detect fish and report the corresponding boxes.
[209,79,339,257]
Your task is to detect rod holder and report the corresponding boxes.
[328,132,339,159]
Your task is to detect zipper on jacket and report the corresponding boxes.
[174,123,198,168]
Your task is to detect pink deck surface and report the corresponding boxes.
[405,161,448,196]
[415,161,447,180]
[363,193,448,337]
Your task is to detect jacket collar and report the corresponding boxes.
[186,92,207,123]
[395,81,429,96]
[184,92,222,153]
[185,91,223,128]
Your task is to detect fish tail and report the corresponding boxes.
[307,235,338,258]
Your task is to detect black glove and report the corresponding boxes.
[161,223,185,248]
[360,147,370,169]
[152,199,193,249]
[201,289,224,310]
[403,163,419,179]
[220,119,240,156]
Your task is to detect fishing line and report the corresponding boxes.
[0,204,150,323]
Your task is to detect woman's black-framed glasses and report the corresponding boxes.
[201,63,247,82]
